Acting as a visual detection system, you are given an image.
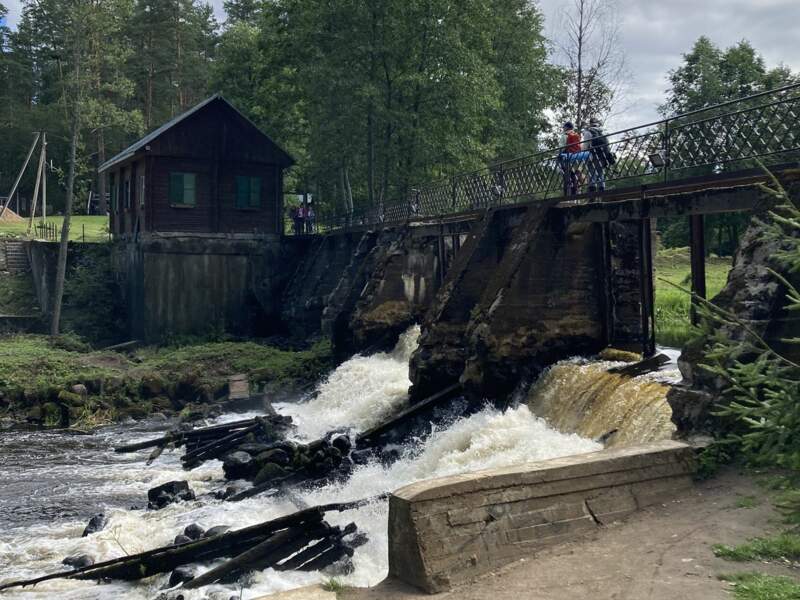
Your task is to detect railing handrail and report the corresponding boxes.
[303,80,800,232]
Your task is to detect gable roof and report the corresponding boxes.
[98,94,294,173]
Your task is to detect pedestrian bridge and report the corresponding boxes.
[314,82,799,230]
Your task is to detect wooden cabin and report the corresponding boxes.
[99,95,294,237]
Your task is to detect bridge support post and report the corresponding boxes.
[639,218,656,357]
[689,214,707,325]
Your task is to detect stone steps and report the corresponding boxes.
[2,240,30,274]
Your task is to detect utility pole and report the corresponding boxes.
[26,135,47,235]
[42,132,48,222]
[0,132,40,220]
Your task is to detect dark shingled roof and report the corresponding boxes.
[98,94,294,173]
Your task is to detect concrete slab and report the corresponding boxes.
[252,584,336,600]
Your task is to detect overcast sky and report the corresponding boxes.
[3,0,799,132]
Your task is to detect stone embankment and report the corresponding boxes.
[388,440,695,593]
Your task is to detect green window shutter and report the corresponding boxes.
[249,177,261,207]
[235,175,249,208]
[183,173,196,206]
[169,173,184,204]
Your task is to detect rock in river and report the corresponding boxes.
[147,481,196,510]
[81,513,107,537]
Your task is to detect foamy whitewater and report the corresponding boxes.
[0,327,600,599]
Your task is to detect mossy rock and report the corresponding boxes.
[140,373,167,397]
[253,462,288,486]
[58,390,85,407]
[122,400,153,420]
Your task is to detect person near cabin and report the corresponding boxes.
[584,117,614,193]
[558,121,590,196]
[293,203,305,235]
[306,204,316,234]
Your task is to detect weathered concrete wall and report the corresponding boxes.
[388,440,695,593]
[410,203,613,402]
[329,226,443,357]
[281,232,367,340]
[29,240,100,316]
[115,234,308,341]
[409,209,520,401]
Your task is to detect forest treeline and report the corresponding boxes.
[0,0,795,250]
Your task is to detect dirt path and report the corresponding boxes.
[343,469,799,600]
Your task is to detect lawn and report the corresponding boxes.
[654,246,732,348]
[0,215,109,242]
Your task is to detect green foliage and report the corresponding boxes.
[735,495,760,509]
[654,248,731,347]
[0,272,39,315]
[690,169,800,521]
[212,0,561,212]
[718,572,800,600]
[713,533,800,562]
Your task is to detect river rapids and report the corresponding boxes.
[0,326,678,599]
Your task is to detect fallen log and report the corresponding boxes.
[297,543,354,572]
[114,418,258,454]
[183,522,330,589]
[0,499,380,591]
[181,422,263,468]
[357,383,461,446]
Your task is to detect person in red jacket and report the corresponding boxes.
[558,121,590,196]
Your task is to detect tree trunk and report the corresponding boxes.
[97,129,107,214]
[50,66,81,337]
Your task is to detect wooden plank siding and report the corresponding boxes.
[102,95,293,238]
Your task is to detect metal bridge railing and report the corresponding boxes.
[310,82,800,232]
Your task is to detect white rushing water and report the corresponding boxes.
[0,327,600,599]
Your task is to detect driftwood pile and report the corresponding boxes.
[0,499,375,592]
[114,415,291,468]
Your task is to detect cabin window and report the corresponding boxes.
[235,176,261,209]
[169,172,197,206]
[139,175,146,208]
[124,179,131,210]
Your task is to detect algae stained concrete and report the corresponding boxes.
[461,207,607,399]
[345,469,787,600]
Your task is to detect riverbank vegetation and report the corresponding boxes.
[0,333,332,427]
[693,172,800,596]
[654,247,732,348]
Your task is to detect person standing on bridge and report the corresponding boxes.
[584,118,613,194]
[559,121,590,196]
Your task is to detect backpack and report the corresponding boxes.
[589,127,616,166]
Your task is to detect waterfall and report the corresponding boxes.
[276,325,421,440]
[527,358,678,446]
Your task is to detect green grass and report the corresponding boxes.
[713,533,800,562]
[0,215,109,242]
[719,573,800,600]
[0,333,333,422]
[654,246,732,348]
[735,495,761,509]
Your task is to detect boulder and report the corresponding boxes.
[147,481,196,510]
[62,554,94,569]
[253,462,288,486]
[82,513,107,537]
[331,435,352,454]
[222,451,255,480]
[70,383,88,398]
[173,534,192,545]
[168,565,195,587]
[254,448,291,467]
[183,523,205,540]
[203,525,230,538]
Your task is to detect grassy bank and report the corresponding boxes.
[654,247,732,348]
[0,334,333,427]
[0,215,108,242]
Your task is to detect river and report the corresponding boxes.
[3,327,668,599]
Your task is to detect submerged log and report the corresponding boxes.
[607,353,670,377]
[357,383,461,446]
